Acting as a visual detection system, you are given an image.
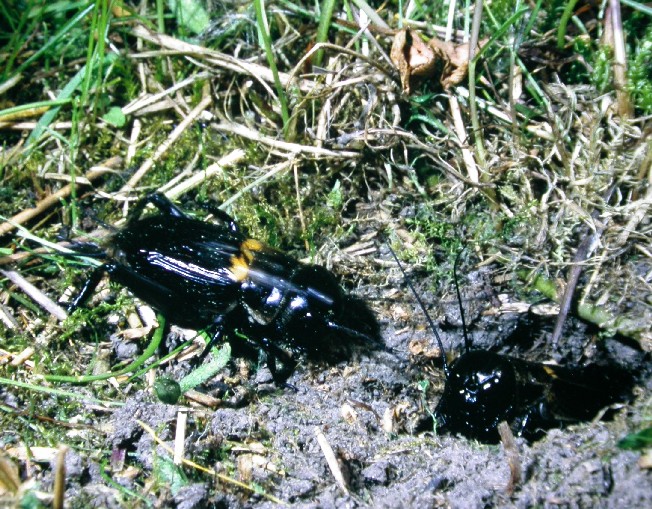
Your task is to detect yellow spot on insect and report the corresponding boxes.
[242,238,264,251]
[230,255,249,281]
[240,238,263,263]
[229,239,263,281]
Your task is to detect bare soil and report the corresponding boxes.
[43,268,651,508]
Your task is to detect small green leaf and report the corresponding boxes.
[618,427,652,450]
[102,106,126,127]
[154,456,187,496]
[168,0,210,35]
[327,180,343,209]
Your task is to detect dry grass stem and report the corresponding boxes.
[52,445,68,509]
[161,149,247,200]
[9,347,34,367]
[121,73,210,116]
[137,420,286,504]
[0,121,73,130]
[132,25,315,93]
[498,422,521,495]
[121,94,213,194]
[607,0,634,118]
[211,122,359,158]
[0,157,122,236]
[315,427,348,494]
[448,93,479,183]
[173,409,188,466]
[0,269,67,320]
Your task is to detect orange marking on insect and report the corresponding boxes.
[230,239,265,280]
[241,238,264,264]
[230,254,250,281]
[242,238,264,251]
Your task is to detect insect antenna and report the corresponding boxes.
[453,248,472,353]
[74,205,120,234]
[325,321,376,343]
[387,245,449,378]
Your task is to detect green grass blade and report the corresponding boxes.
[253,0,290,130]
[314,0,337,67]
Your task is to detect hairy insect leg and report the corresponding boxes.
[201,319,296,387]
[64,241,106,257]
[130,193,240,232]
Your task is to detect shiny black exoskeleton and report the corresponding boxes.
[68,193,379,382]
[433,350,633,443]
[390,248,634,443]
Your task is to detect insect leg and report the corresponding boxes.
[255,336,297,385]
[233,324,298,384]
[202,319,296,386]
[199,315,229,359]
[70,262,176,315]
[194,199,239,233]
[511,398,550,441]
[127,193,187,225]
[66,264,109,312]
[131,193,240,232]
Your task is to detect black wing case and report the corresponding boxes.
[112,215,246,325]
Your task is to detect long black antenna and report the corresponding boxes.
[387,244,449,378]
[453,248,472,352]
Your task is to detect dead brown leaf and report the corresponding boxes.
[390,28,487,92]
[390,28,437,93]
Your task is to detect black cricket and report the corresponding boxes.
[67,193,379,383]
[390,248,634,443]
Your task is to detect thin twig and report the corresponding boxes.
[315,427,348,494]
[211,122,360,158]
[0,157,121,236]
[120,93,213,194]
[551,186,614,348]
[1,269,68,320]
[137,420,287,505]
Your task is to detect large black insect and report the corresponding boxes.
[390,248,635,443]
[67,193,379,383]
